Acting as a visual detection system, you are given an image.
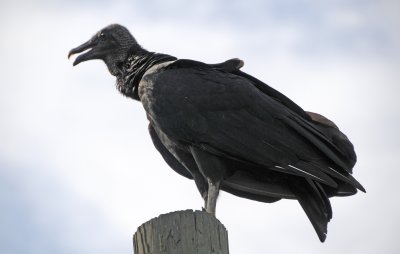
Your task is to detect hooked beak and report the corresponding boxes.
[68,38,97,66]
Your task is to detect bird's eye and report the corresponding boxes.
[99,32,105,38]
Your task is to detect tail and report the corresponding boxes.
[291,178,332,242]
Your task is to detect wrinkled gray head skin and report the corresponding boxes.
[68,24,137,75]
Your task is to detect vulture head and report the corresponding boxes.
[68,24,136,75]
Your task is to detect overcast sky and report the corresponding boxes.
[1,0,399,253]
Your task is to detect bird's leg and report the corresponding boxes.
[206,179,220,215]
[188,169,209,211]
[202,194,208,212]
[189,146,225,215]
[202,190,208,211]
[167,146,209,211]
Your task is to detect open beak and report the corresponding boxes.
[68,38,97,66]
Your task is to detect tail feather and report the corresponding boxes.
[292,179,332,242]
[314,181,332,220]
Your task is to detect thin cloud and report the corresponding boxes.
[0,1,399,254]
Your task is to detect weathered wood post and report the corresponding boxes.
[133,210,229,254]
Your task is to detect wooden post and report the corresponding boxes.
[133,210,229,254]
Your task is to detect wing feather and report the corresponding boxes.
[141,63,361,190]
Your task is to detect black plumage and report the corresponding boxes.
[69,24,365,242]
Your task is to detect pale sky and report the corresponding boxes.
[1,0,399,253]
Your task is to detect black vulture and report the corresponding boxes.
[68,24,365,242]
